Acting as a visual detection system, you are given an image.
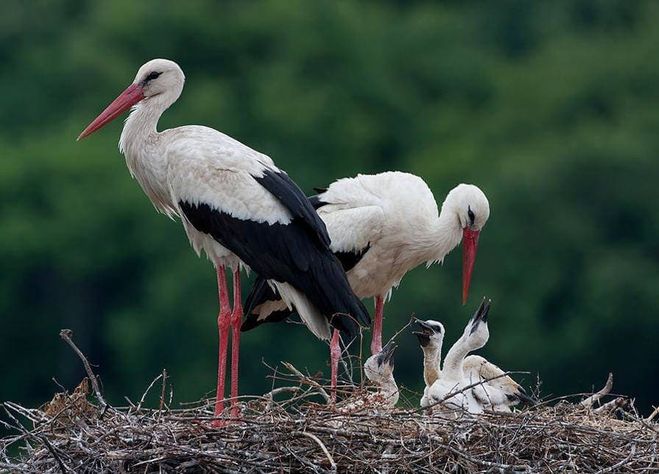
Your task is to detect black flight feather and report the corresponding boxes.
[180,169,369,339]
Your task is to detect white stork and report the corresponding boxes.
[422,299,531,413]
[362,340,399,409]
[337,341,399,413]
[411,319,445,406]
[242,172,490,361]
[424,299,493,413]
[77,59,369,423]
[414,316,531,410]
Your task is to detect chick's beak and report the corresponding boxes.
[469,297,491,334]
[379,341,397,365]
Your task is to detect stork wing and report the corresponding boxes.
[166,142,368,339]
[243,200,384,332]
[470,383,511,411]
[464,355,527,404]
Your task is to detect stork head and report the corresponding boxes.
[364,341,397,384]
[78,59,185,140]
[133,59,185,100]
[412,318,445,350]
[442,184,490,304]
[463,297,491,351]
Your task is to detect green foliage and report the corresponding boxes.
[1,0,657,412]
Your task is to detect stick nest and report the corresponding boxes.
[2,372,658,473]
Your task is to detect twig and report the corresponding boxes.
[282,362,330,403]
[594,397,627,414]
[299,431,337,472]
[59,329,107,412]
[137,372,165,411]
[596,443,636,473]
[38,435,71,473]
[581,373,613,408]
[159,369,168,413]
[646,405,659,423]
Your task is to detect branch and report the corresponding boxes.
[281,362,330,403]
[299,431,336,472]
[581,373,613,408]
[59,329,107,413]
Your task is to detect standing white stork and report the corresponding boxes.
[77,59,369,423]
[242,172,490,364]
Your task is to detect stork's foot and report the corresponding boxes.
[211,418,226,428]
[230,403,241,420]
[211,399,244,428]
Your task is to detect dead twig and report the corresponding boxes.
[299,431,337,472]
[581,372,614,408]
[59,329,107,413]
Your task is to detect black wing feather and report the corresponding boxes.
[254,170,330,247]
[243,244,371,332]
[335,244,370,273]
[242,276,295,331]
[180,169,369,339]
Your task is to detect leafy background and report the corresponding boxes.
[1,0,658,414]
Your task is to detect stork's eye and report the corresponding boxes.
[145,71,162,82]
[467,207,475,225]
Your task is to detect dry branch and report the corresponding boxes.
[581,372,614,408]
[59,329,107,413]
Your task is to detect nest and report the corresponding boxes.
[1,331,658,472]
[2,378,658,472]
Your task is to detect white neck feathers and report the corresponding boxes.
[421,343,443,387]
[441,336,472,381]
[118,96,176,217]
[414,209,463,267]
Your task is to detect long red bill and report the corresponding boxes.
[77,83,145,140]
[462,228,480,304]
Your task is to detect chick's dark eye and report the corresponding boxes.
[145,71,162,82]
[468,207,475,225]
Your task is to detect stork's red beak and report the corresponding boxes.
[462,227,480,304]
[77,83,145,140]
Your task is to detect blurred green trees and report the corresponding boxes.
[1,0,657,412]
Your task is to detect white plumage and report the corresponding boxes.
[415,301,530,413]
[316,173,489,298]
[339,341,399,412]
[78,58,368,423]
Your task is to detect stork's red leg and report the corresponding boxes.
[370,295,385,355]
[330,329,341,403]
[213,266,231,427]
[229,268,242,419]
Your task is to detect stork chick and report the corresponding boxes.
[363,341,400,409]
[412,319,445,407]
[421,300,532,413]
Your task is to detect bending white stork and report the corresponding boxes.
[77,59,369,423]
[242,172,490,363]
